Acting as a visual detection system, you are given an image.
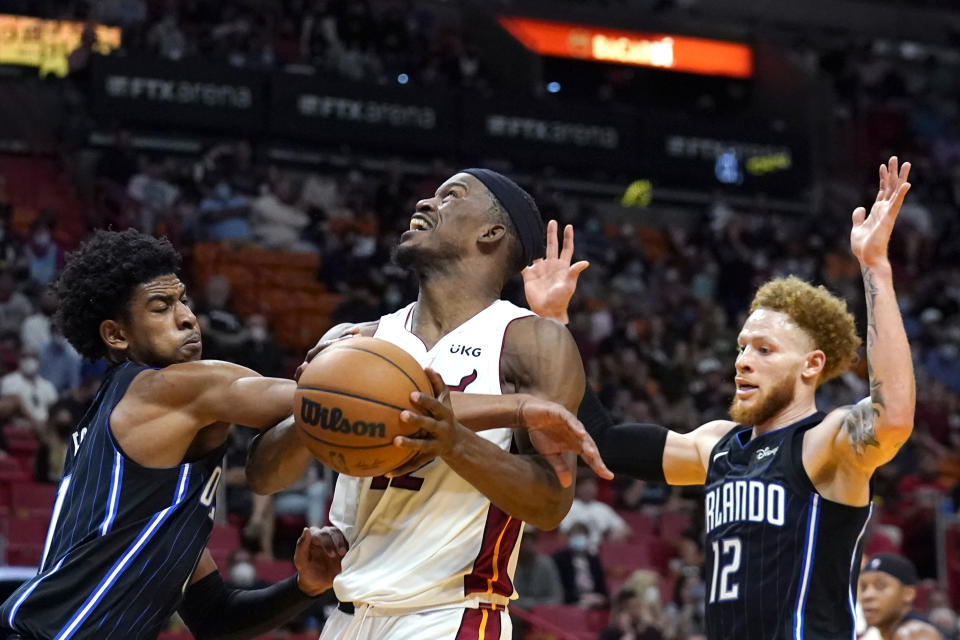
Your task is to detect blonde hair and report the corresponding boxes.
[750,276,861,384]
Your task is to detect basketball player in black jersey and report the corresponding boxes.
[521,156,917,640]
[0,229,349,640]
[859,554,942,640]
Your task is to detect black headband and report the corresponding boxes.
[864,554,918,586]
[461,168,545,267]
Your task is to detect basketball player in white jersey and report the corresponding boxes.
[247,168,599,640]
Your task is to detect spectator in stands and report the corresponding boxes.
[0,271,31,336]
[0,204,23,274]
[146,10,188,60]
[223,427,275,558]
[560,473,631,550]
[224,547,269,590]
[0,330,20,375]
[553,522,609,609]
[235,314,285,378]
[20,287,57,351]
[0,345,57,430]
[35,402,75,483]
[599,588,665,640]
[250,173,314,252]
[662,570,706,640]
[859,554,942,640]
[23,216,62,286]
[38,328,83,394]
[896,454,950,578]
[513,526,564,610]
[195,275,247,362]
[199,180,252,242]
[67,23,99,78]
[271,459,329,531]
[199,141,265,198]
[127,158,181,235]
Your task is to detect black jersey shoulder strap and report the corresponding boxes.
[782,411,827,495]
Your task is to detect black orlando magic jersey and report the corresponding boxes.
[703,413,872,640]
[0,362,226,640]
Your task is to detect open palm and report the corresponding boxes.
[522,220,589,324]
[850,156,911,267]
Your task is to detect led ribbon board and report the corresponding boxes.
[498,16,753,79]
[0,15,121,77]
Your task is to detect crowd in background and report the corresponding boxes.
[0,0,957,638]
[1,139,959,636]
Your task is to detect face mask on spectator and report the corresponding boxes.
[568,534,589,552]
[229,562,256,587]
[33,231,51,247]
[20,357,39,376]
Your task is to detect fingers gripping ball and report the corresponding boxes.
[294,337,432,476]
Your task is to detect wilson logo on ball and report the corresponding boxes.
[300,397,386,438]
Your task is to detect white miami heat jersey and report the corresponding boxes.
[329,299,536,611]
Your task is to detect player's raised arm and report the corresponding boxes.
[521,219,734,484]
[825,157,916,471]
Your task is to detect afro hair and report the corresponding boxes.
[55,229,181,361]
[750,276,861,384]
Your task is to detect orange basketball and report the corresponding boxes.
[293,336,432,476]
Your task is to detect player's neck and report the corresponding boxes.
[413,277,498,349]
[751,397,818,436]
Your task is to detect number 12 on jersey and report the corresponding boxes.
[709,537,741,603]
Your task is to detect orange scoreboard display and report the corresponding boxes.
[498,16,753,79]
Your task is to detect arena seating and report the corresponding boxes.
[191,243,340,351]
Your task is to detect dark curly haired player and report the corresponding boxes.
[0,229,346,640]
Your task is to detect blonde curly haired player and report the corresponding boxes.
[524,157,917,640]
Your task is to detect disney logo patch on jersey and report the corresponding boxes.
[756,446,779,461]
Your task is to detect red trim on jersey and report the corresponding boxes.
[464,504,523,599]
[455,607,502,640]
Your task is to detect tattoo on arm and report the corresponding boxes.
[841,398,880,454]
[846,267,885,455]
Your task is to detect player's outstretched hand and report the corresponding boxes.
[521,219,589,324]
[851,155,911,268]
[391,368,468,466]
[294,525,348,596]
[295,326,360,381]
[518,396,613,482]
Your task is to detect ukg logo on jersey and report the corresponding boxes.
[300,397,386,438]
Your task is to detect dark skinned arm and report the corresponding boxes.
[112,360,297,467]
[394,316,583,530]
[247,320,604,495]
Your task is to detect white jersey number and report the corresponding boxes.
[709,537,741,603]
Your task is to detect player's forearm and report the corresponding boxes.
[580,387,673,481]
[246,416,313,495]
[216,377,297,429]
[179,572,322,640]
[443,429,574,530]
[450,392,530,432]
[861,262,915,435]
